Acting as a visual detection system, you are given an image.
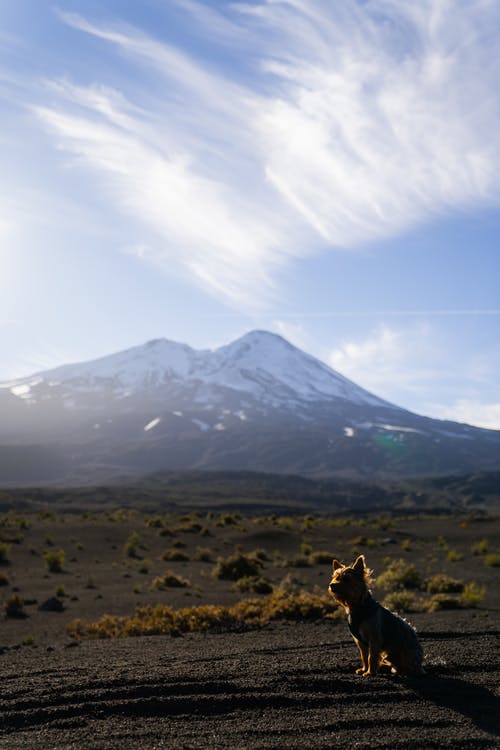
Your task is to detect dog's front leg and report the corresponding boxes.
[363,647,381,676]
[354,638,369,675]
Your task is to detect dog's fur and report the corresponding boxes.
[328,555,424,676]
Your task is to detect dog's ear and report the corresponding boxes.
[332,559,343,571]
[352,555,366,574]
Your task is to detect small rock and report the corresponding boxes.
[38,597,65,612]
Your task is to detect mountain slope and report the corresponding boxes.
[1,330,499,485]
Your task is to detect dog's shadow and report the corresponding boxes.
[409,670,500,737]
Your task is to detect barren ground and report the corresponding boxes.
[0,511,499,748]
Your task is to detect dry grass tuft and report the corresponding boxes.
[66,590,340,639]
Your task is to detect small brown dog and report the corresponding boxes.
[329,555,424,677]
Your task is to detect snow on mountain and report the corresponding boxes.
[2,330,500,484]
[2,330,387,410]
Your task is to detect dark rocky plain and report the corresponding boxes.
[0,496,499,749]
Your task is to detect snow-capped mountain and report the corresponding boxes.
[6,330,386,408]
[1,330,499,485]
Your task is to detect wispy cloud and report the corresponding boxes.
[432,400,500,431]
[327,323,500,428]
[328,324,435,400]
[252,0,500,246]
[33,2,500,306]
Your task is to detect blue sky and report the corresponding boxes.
[1,0,499,428]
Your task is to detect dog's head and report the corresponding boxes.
[328,555,373,609]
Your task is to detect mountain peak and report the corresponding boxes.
[2,329,500,484]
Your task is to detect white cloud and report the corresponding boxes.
[327,324,500,429]
[33,2,500,306]
[327,323,451,404]
[329,325,411,390]
[253,0,500,246]
[432,400,500,431]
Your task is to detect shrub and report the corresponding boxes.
[123,532,141,558]
[484,553,500,567]
[66,590,339,640]
[44,534,54,546]
[43,549,65,573]
[460,582,485,608]
[162,549,189,562]
[278,573,305,594]
[212,552,261,581]
[309,551,335,565]
[146,516,163,528]
[0,542,11,564]
[194,547,212,562]
[4,594,26,618]
[352,535,377,548]
[446,548,462,562]
[159,528,174,538]
[423,582,485,611]
[376,559,422,591]
[423,594,463,612]
[55,584,67,598]
[0,571,9,586]
[215,513,240,527]
[286,555,311,568]
[234,576,273,594]
[252,548,269,562]
[138,559,152,574]
[426,574,464,594]
[150,570,190,590]
[301,542,313,556]
[382,590,417,613]
[471,539,489,556]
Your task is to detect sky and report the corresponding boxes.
[0,0,499,428]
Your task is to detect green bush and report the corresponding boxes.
[123,532,141,558]
[43,549,65,573]
[376,559,422,591]
[286,555,311,568]
[162,549,189,562]
[426,574,464,594]
[423,593,463,612]
[0,542,11,564]
[484,553,500,567]
[471,539,489,556]
[212,552,261,581]
[460,582,485,608]
[234,576,273,594]
[309,551,335,565]
[194,546,212,562]
[352,535,377,548]
[381,590,416,613]
[423,582,485,611]
[150,570,190,590]
[138,559,152,574]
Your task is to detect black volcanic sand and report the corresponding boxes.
[1,615,499,749]
[0,511,499,748]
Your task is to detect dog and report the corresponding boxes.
[328,555,424,676]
